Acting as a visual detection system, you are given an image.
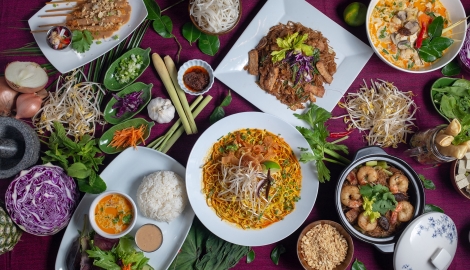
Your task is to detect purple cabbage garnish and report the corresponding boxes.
[282,49,320,85]
[112,90,144,118]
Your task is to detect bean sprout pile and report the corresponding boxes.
[341,79,418,148]
[33,69,106,141]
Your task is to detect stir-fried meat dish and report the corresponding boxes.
[66,0,131,39]
[246,21,337,110]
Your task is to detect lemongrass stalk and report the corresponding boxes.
[147,95,203,149]
[163,55,197,134]
[152,53,193,134]
[161,95,212,153]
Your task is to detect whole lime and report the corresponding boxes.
[343,2,367,27]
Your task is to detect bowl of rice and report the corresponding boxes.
[188,0,242,35]
[297,220,354,270]
[136,170,188,223]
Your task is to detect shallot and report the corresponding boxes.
[0,77,19,116]
[15,93,42,119]
[5,61,48,94]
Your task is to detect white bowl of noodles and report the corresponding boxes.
[366,0,466,73]
[185,112,319,246]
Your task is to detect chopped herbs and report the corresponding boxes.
[71,30,93,53]
[114,54,144,84]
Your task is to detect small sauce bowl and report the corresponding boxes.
[135,223,163,252]
[177,59,214,96]
[46,26,72,51]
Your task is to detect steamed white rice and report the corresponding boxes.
[136,171,188,222]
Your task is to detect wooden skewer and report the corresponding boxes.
[39,13,70,17]
[46,7,77,12]
[38,23,66,27]
[45,0,83,4]
[30,30,49,33]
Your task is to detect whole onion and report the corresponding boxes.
[5,164,79,236]
[5,61,48,94]
[15,93,42,119]
[0,76,19,116]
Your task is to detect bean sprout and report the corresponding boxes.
[340,79,418,148]
[33,69,106,141]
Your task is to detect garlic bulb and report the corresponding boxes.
[147,97,175,124]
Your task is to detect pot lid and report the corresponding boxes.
[394,212,457,270]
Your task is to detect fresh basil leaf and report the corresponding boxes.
[153,15,173,38]
[66,162,90,179]
[442,60,461,76]
[419,45,439,62]
[440,95,457,119]
[220,91,232,107]
[198,33,220,56]
[143,0,161,20]
[209,107,225,124]
[424,204,444,213]
[430,36,454,51]
[352,259,367,270]
[418,174,436,190]
[270,244,286,265]
[428,16,444,38]
[182,22,201,45]
[247,249,255,263]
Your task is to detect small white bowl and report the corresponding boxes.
[177,59,214,96]
[366,0,467,73]
[89,190,137,239]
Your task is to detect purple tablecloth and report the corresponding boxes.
[1,0,470,269]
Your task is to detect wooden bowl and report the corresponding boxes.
[450,159,470,200]
[297,220,354,270]
[188,0,242,36]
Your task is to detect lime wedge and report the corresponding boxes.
[262,160,281,173]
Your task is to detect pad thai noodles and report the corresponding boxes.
[246,21,337,110]
[202,129,302,229]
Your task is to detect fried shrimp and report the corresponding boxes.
[358,212,377,231]
[389,173,409,193]
[391,201,414,224]
[357,166,378,185]
[340,185,363,208]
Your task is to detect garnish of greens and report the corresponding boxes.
[210,90,232,124]
[418,16,454,63]
[115,54,144,84]
[72,30,94,53]
[294,104,350,183]
[182,22,221,56]
[270,244,286,265]
[424,204,444,214]
[352,259,367,270]
[359,184,398,221]
[419,174,436,190]
[432,78,470,121]
[41,121,106,194]
[112,90,144,118]
[87,236,152,270]
[271,32,313,63]
[168,218,249,270]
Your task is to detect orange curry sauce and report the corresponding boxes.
[94,194,133,234]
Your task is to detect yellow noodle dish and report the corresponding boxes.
[202,129,302,229]
[369,0,452,70]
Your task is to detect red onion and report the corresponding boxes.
[15,93,42,119]
[0,76,19,116]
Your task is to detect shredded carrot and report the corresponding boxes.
[108,124,146,149]
[121,264,132,270]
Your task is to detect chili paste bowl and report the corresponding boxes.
[177,59,214,96]
[335,146,425,253]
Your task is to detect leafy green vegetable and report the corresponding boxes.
[72,30,93,53]
[294,104,350,182]
[41,121,106,194]
[424,204,444,213]
[270,244,286,265]
[418,16,453,63]
[418,174,436,190]
[210,91,232,124]
[183,22,201,45]
[198,33,220,56]
[169,218,249,270]
[432,78,470,121]
[246,249,255,263]
[153,15,173,38]
[452,115,470,145]
[352,259,367,270]
[143,0,161,20]
[359,184,397,216]
[442,60,461,76]
[271,32,313,63]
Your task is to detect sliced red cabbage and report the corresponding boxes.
[459,26,470,70]
[112,90,144,118]
[5,164,79,236]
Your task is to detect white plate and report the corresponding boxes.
[55,147,194,270]
[213,0,373,127]
[28,0,148,74]
[186,112,319,246]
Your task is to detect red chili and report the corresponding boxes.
[416,17,431,49]
[329,130,353,138]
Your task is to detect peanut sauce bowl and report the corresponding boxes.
[177,59,214,96]
[335,146,425,253]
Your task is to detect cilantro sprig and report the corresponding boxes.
[295,104,350,182]
[359,184,397,220]
[271,32,314,63]
[72,30,93,53]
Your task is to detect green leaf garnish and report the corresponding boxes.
[72,30,93,53]
[271,32,314,63]
[352,259,367,270]
[441,60,461,76]
[418,174,436,190]
[247,249,255,263]
[359,184,397,217]
[210,91,232,124]
[198,33,220,56]
[270,244,286,265]
[424,204,444,213]
[182,22,201,45]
